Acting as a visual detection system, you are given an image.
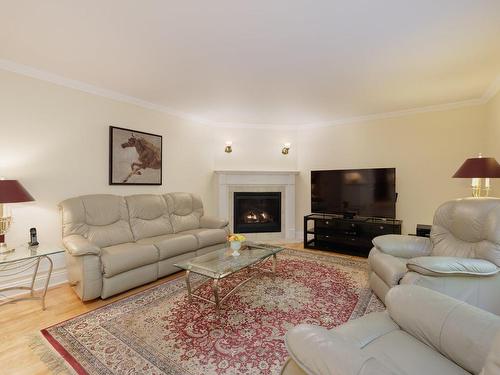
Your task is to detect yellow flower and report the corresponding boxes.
[228,233,246,242]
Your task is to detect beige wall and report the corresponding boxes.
[1,68,496,247]
[487,91,500,160]
[0,70,217,246]
[296,106,487,234]
[486,91,500,195]
[0,70,300,247]
[213,127,298,172]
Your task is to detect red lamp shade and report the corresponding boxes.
[0,180,35,203]
[452,157,500,178]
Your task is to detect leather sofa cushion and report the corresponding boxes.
[137,234,198,260]
[182,228,227,248]
[126,194,173,240]
[60,194,134,248]
[86,221,135,249]
[164,193,203,233]
[407,257,499,277]
[101,242,158,278]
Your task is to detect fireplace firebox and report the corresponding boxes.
[233,192,281,233]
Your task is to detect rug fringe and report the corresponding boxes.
[29,332,76,375]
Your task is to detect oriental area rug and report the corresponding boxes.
[41,249,384,375]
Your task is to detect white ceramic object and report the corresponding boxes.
[230,240,242,256]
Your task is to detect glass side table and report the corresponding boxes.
[0,244,65,310]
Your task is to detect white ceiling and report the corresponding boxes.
[1,0,500,127]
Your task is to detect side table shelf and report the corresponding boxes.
[0,244,65,310]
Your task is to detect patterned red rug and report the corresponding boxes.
[41,249,383,374]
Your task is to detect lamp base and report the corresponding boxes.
[471,178,491,197]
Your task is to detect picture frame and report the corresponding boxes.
[109,126,163,185]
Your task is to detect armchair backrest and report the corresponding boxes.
[387,285,500,375]
[431,197,500,266]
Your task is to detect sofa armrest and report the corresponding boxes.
[285,324,397,375]
[372,234,432,258]
[200,215,229,229]
[406,257,499,277]
[386,285,500,374]
[63,235,101,256]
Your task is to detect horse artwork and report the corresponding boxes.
[109,126,162,185]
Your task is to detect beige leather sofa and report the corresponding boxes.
[60,193,229,300]
[368,197,500,314]
[282,285,500,375]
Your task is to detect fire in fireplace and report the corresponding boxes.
[233,192,281,233]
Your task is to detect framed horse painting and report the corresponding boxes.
[109,126,162,185]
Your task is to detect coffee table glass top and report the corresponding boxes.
[175,242,285,279]
[0,243,65,264]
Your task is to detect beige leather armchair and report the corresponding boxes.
[368,197,500,314]
[282,285,500,375]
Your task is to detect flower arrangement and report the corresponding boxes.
[228,234,246,242]
[227,233,246,256]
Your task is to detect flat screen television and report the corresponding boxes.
[311,168,396,218]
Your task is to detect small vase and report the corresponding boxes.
[230,241,242,256]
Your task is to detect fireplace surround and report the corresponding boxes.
[215,170,299,240]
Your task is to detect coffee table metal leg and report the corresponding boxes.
[272,254,277,273]
[185,270,192,302]
[212,279,220,311]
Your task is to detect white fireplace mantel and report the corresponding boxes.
[215,170,299,241]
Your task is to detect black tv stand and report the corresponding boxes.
[303,214,402,257]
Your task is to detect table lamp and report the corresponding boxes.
[0,179,35,253]
[452,154,500,197]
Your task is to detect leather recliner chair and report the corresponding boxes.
[281,285,500,375]
[368,197,500,314]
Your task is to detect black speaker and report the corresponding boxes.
[416,224,431,237]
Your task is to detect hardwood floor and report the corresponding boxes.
[0,243,363,375]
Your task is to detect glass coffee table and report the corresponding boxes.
[175,242,284,311]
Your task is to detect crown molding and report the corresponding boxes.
[297,98,485,129]
[0,58,212,125]
[0,58,497,130]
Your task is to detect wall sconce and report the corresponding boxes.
[224,141,233,153]
[282,142,291,155]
